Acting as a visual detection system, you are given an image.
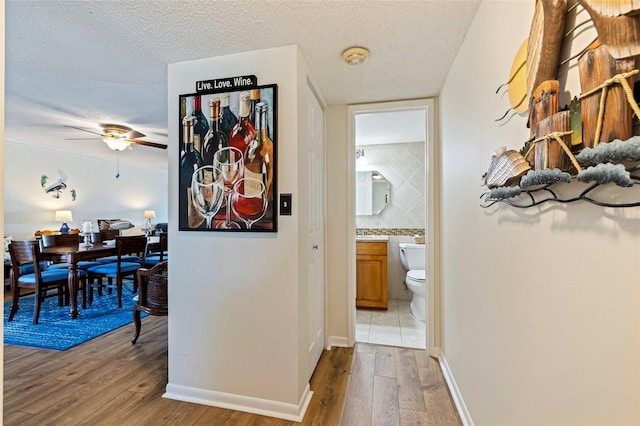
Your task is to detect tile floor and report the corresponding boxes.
[355,298,426,349]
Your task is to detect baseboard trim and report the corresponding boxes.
[327,335,349,349]
[435,350,474,426]
[163,382,313,423]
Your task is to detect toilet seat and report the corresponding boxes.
[406,269,425,283]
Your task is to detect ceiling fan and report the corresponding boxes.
[64,124,168,151]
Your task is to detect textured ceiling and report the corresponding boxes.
[4,0,481,169]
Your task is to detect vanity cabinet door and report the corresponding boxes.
[356,242,388,309]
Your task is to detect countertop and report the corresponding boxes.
[356,235,389,242]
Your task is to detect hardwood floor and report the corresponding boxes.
[342,344,461,426]
[4,315,460,425]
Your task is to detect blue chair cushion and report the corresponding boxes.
[97,255,141,264]
[144,255,168,267]
[87,262,141,276]
[18,269,86,284]
[18,263,35,275]
[48,261,103,270]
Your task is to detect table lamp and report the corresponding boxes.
[55,210,73,234]
[143,210,156,235]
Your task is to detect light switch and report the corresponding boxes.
[280,193,292,215]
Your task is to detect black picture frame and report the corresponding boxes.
[178,83,277,232]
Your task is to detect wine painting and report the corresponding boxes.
[179,83,277,232]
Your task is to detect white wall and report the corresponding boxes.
[166,45,315,420]
[4,141,167,239]
[439,1,640,424]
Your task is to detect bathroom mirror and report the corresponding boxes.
[356,170,391,215]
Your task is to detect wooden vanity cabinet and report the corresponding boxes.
[356,240,388,309]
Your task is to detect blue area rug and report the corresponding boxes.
[4,281,144,351]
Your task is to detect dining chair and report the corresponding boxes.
[8,240,87,324]
[98,229,119,242]
[131,261,168,344]
[95,229,143,264]
[86,235,147,308]
[144,232,168,267]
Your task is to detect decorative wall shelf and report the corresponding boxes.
[481,163,640,209]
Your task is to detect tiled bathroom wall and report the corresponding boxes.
[356,141,425,229]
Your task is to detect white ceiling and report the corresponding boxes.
[4,0,480,169]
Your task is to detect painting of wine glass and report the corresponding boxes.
[178,83,277,232]
[231,178,268,229]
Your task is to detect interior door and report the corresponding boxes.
[307,84,325,376]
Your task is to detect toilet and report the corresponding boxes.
[399,243,427,322]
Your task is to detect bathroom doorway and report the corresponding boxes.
[347,99,437,355]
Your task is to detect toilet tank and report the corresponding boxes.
[399,243,426,270]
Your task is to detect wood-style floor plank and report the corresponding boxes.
[415,351,461,425]
[372,375,400,425]
[396,348,428,412]
[302,345,353,425]
[400,408,430,426]
[374,345,397,378]
[4,314,459,426]
[341,348,375,425]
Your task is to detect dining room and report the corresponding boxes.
[2,137,169,347]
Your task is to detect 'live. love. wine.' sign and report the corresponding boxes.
[195,75,257,93]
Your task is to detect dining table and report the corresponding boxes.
[41,242,116,319]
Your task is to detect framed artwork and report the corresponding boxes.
[178,84,277,232]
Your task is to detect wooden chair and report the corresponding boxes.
[8,240,86,324]
[86,235,147,308]
[144,232,168,267]
[95,229,142,264]
[39,233,102,308]
[99,229,120,242]
[132,261,168,344]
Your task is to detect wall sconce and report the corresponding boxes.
[356,148,368,166]
[55,210,73,234]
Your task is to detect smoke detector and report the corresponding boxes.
[342,47,369,65]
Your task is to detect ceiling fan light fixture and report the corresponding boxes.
[103,137,131,151]
[342,47,369,65]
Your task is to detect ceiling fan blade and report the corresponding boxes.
[64,125,105,137]
[128,139,168,149]
[127,130,146,139]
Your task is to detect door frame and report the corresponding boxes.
[347,98,439,355]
